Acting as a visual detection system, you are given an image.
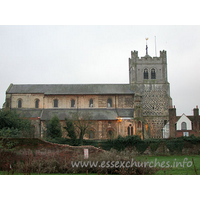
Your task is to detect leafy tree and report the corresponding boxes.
[64,118,77,141]
[46,115,62,139]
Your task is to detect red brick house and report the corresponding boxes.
[168,106,200,138]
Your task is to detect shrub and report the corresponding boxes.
[0,109,32,138]
[134,140,149,154]
[182,134,200,144]
[106,135,142,151]
[0,127,21,138]
[166,139,184,154]
[146,139,161,152]
[64,118,77,141]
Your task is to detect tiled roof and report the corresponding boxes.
[7,84,134,95]
[14,108,134,120]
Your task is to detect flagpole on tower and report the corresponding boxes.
[155,36,157,57]
[145,38,149,56]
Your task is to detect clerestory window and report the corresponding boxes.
[107,98,112,107]
[54,99,58,107]
[89,99,93,107]
[71,99,75,107]
[35,99,39,108]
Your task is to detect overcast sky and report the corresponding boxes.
[0,25,200,115]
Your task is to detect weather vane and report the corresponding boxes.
[145,38,149,56]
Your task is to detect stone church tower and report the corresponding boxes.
[129,47,172,138]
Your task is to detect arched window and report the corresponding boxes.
[151,68,156,79]
[35,99,39,108]
[18,99,22,108]
[71,99,75,107]
[108,130,113,137]
[128,124,133,136]
[54,99,58,107]
[181,122,187,130]
[89,130,94,139]
[107,98,112,107]
[145,123,148,132]
[89,99,93,107]
[138,121,142,129]
[144,69,148,79]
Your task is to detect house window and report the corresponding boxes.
[151,68,156,79]
[54,99,58,107]
[35,99,39,108]
[183,132,189,137]
[89,99,93,107]
[18,99,22,108]
[71,99,75,107]
[144,69,148,79]
[128,124,133,136]
[181,122,187,130]
[107,98,112,107]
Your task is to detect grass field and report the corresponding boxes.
[1,155,199,175]
[134,155,200,175]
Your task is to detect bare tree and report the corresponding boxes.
[64,111,93,145]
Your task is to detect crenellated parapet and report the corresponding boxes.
[160,50,167,63]
[131,50,138,59]
[130,50,167,64]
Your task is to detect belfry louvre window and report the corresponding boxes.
[151,68,156,79]
[18,99,22,108]
[89,99,93,107]
[107,98,112,107]
[54,99,58,107]
[144,69,148,79]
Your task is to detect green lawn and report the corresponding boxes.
[134,155,200,175]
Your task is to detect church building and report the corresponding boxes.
[3,46,172,139]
